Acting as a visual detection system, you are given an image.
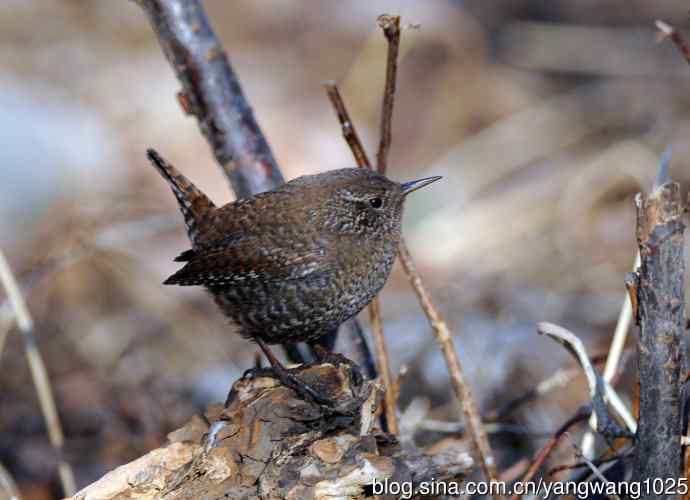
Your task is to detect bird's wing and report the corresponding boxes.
[164,238,331,287]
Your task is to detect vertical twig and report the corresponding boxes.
[0,250,76,496]
[375,14,400,175]
[369,13,403,436]
[632,178,685,494]
[323,81,398,435]
[368,295,398,434]
[331,11,501,482]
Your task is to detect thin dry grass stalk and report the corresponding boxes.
[0,249,77,496]
[323,80,399,435]
[377,11,499,483]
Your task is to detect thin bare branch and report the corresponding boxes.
[369,296,399,434]
[376,14,400,174]
[323,82,371,169]
[0,249,76,496]
[135,0,284,197]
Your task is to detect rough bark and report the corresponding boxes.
[68,361,472,500]
[135,0,284,198]
[633,181,685,495]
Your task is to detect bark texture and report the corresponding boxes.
[136,0,285,198]
[633,181,686,496]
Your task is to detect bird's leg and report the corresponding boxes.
[255,338,336,407]
[309,329,338,361]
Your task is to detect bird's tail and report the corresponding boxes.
[146,149,216,248]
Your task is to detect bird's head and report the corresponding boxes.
[295,168,441,240]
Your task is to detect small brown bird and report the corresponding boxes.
[147,149,440,404]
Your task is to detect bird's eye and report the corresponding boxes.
[369,197,383,209]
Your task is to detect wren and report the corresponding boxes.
[147,149,441,404]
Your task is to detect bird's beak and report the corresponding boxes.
[401,175,443,196]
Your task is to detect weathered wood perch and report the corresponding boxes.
[69,360,473,499]
[632,179,686,495]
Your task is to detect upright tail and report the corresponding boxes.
[146,149,215,248]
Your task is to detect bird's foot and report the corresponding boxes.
[269,363,338,407]
[236,363,336,407]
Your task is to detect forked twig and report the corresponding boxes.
[325,14,499,482]
[323,81,398,435]
[0,250,76,496]
[581,252,639,458]
[537,322,636,435]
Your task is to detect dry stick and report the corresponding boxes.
[657,20,690,65]
[323,82,399,435]
[369,13,403,436]
[376,12,499,482]
[135,0,284,197]
[633,179,685,492]
[509,406,591,500]
[135,0,374,370]
[397,241,500,484]
[537,322,636,435]
[0,250,76,496]
[324,84,371,170]
[376,14,400,175]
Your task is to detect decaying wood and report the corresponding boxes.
[633,180,685,494]
[69,361,472,500]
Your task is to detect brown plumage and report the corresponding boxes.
[148,149,441,349]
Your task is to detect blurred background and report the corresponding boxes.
[1,0,690,498]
